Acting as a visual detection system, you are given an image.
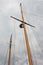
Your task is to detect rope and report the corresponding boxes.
[4,47,9,65]
[12,44,15,65]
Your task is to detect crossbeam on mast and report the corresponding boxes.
[10,16,35,28]
[20,3,33,65]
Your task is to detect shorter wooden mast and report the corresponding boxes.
[8,34,12,65]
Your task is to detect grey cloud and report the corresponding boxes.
[0,0,43,65]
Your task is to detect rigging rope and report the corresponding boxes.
[12,44,15,65]
[4,46,9,65]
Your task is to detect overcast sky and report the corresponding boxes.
[0,0,43,65]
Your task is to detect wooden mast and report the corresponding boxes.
[20,3,33,65]
[8,34,12,65]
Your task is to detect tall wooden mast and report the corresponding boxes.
[8,34,12,65]
[20,3,33,65]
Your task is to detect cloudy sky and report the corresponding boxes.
[0,0,43,65]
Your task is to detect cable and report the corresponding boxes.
[4,47,9,65]
[12,44,15,65]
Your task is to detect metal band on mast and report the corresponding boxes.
[20,3,33,65]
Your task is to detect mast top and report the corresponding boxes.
[10,34,12,43]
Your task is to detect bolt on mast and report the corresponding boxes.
[20,3,33,65]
